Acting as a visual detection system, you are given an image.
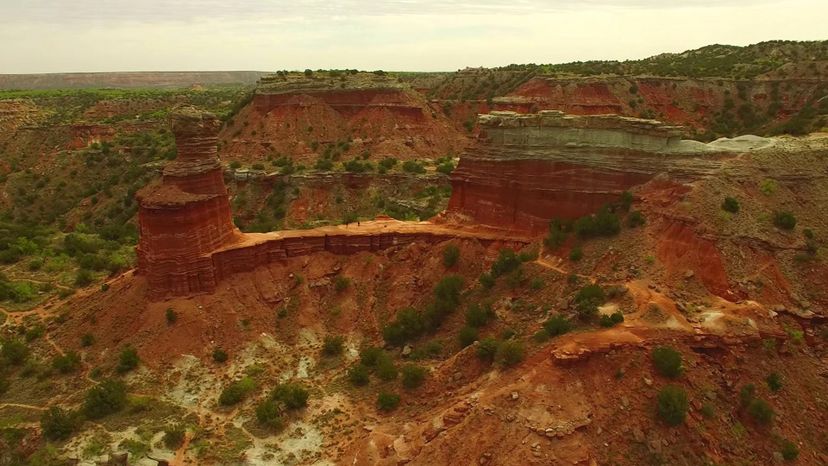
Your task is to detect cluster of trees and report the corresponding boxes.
[255,383,309,430]
[382,276,464,346]
[41,379,128,441]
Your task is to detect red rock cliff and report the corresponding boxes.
[496,76,827,132]
[136,107,240,297]
[219,73,468,163]
[447,111,732,233]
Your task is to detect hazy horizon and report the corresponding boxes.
[1,0,826,74]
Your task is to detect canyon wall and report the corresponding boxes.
[447,111,732,233]
[136,106,519,299]
[498,76,827,133]
[219,73,467,163]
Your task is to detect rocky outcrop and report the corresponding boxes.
[219,73,467,163]
[136,107,240,298]
[498,76,828,132]
[447,111,736,233]
[136,109,522,298]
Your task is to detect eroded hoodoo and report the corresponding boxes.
[136,106,239,297]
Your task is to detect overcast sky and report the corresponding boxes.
[0,0,826,73]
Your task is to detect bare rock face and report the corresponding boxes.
[447,111,734,233]
[136,107,239,298]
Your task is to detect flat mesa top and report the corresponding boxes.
[256,73,407,94]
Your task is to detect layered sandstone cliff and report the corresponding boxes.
[497,76,827,133]
[136,107,240,297]
[446,111,739,233]
[219,73,467,163]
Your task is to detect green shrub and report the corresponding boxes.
[83,379,127,419]
[322,335,345,356]
[759,179,777,195]
[458,326,479,348]
[722,197,740,213]
[81,334,95,347]
[379,157,398,170]
[212,348,228,363]
[377,391,401,411]
[747,398,774,425]
[375,355,398,382]
[465,303,495,328]
[574,207,620,238]
[436,161,455,175]
[626,211,646,228]
[348,364,370,386]
[739,384,756,407]
[382,308,425,346]
[343,159,374,173]
[652,346,683,378]
[409,340,443,360]
[574,284,605,320]
[657,385,688,426]
[479,273,495,290]
[569,247,583,262]
[700,402,716,419]
[442,244,460,268]
[490,249,521,278]
[40,406,80,441]
[1,338,29,365]
[766,372,783,392]
[495,340,525,367]
[165,308,177,324]
[271,383,309,409]
[476,337,498,362]
[74,269,94,287]
[255,399,284,430]
[620,191,634,211]
[434,275,463,306]
[532,329,550,342]
[218,377,256,406]
[315,157,334,171]
[334,275,350,293]
[402,160,426,174]
[163,426,186,449]
[544,219,569,249]
[401,364,426,389]
[780,439,799,461]
[52,351,81,374]
[359,347,385,367]
[543,315,573,336]
[599,311,625,328]
[116,347,140,374]
[772,211,796,230]
[24,325,44,342]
